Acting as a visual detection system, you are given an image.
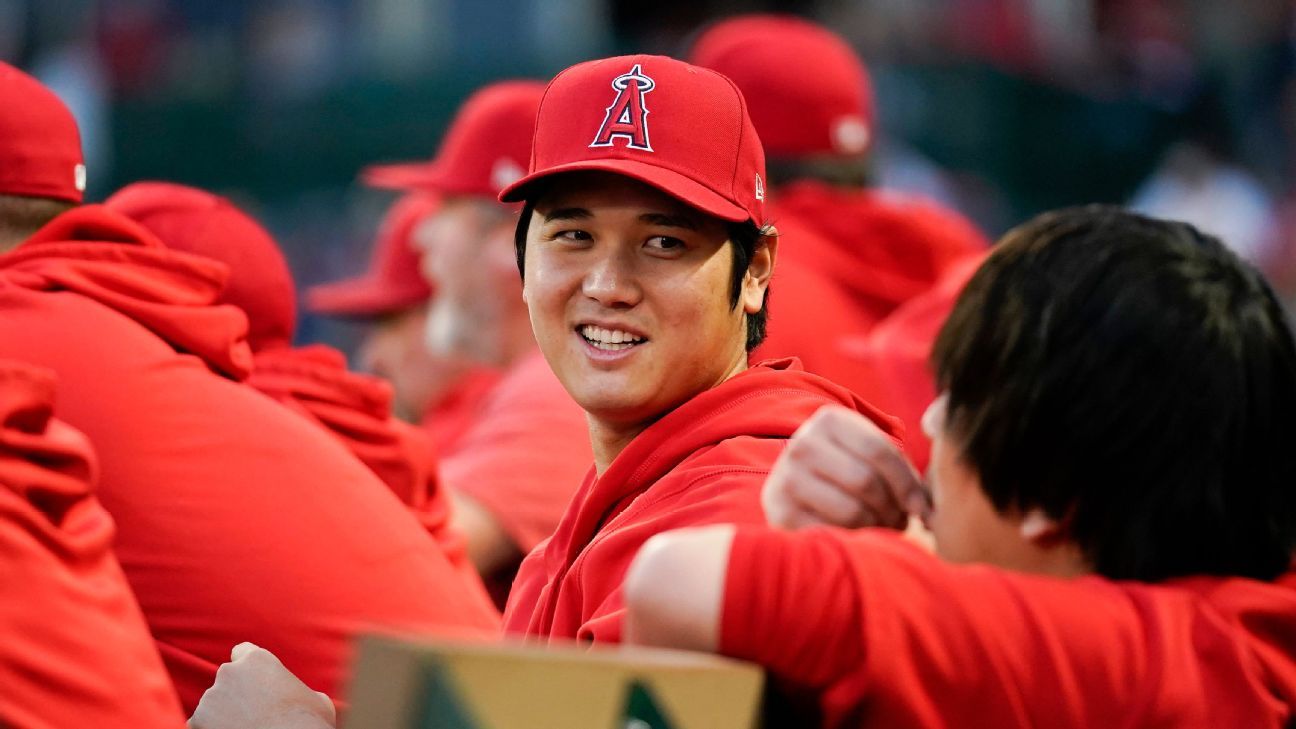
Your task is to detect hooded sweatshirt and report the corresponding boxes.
[848,252,986,472]
[0,360,185,729]
[247,343,473,577]
[0,206,501,712]
[502,359,901,643]
[772,180,988,325]
[722,526,1296,728]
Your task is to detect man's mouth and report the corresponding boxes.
[578,324,648,352]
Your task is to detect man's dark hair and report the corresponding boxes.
[514,198,770,351]
[931,205,1296,583]
[0,193,73,250]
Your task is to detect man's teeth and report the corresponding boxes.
[580,325,646,350]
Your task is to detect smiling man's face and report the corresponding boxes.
[522,172,763,432]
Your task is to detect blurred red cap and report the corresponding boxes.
[362,80,546,198]
[0,62,86,203]
[105,181,297,352]
[499,55,766,225]
[305,192,440,317]
[689,15,875,159]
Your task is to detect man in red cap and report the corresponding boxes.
[689,15,989,402]
[0,62,499,713]
[305,191,488,442]
[363,80,594,591]
[0,359,186,729]
[104,180,478,575]
[183,54,899,729]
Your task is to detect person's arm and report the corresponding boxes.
[187,643,336,729]
[448,489,523,576]
[623,525,735,651]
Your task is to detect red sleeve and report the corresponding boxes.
[442,352,593,552]
[0,361,185,729]
[720,527,863,689]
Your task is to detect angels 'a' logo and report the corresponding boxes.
[590,64,655,152]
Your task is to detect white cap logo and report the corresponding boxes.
[491,157,525,192]
[74,164,87,193]
[754,173,765,201]
[832,116,871,155]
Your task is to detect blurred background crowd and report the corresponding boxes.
[5,0,1295,343]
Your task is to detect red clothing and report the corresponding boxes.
[247,343,473,576]
[753,221,885,397]
[0,206,501,712]
[849,253,986,471]
[772,180,988,324]
[422,365,504,456]
[503,359,900,643]
[722,527,1296,728]
[0,360,185,729]
[442,349,593,554]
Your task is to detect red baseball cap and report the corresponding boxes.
[362,80,546,198]
[305,192,439,317]
[688,15,875,159]
[498,54,766,225]
[105,181,297,352]
[0,62,86,203]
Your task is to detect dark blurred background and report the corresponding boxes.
[5,0,1295,344]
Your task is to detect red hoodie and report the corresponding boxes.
[0,206,501,712]
[848,252,986,472]
[772,180,988,325]
[247,343,474,578]
[0,360,185,729]
[502,359,901,643]
[722,526,1296,728]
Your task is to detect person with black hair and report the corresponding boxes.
[625,206,1296,728]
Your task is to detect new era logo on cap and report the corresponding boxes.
[500,54,767,226]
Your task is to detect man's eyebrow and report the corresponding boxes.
[640,212,699,230]
[541,207,592,222]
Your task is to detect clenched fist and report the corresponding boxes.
[188,643,336,729]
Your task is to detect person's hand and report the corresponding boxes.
[764,405,930,530]
[188,643,336,729]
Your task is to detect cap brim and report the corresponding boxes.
[498,159,750,223]
[305,276,431,318]
[360,162,441,191]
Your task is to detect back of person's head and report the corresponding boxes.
[105,182,297,352]
[688,14,875,187]
[0,62,86,248]
[932,205,1296,582]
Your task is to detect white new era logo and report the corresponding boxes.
[491,158,525,192]
[74,164,86,193]
[755,173,765,201]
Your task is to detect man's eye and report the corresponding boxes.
[554,229,592,242]
[645,236,684,250]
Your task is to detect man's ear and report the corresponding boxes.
[1019,508,1066,545]
[741,226,778,316]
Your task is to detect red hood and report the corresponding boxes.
[582,358,902,532]
[0,206,252,379]
[772,181,989,313]
[249,344,392,421]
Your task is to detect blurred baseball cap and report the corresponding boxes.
[689,15,875,159]
[305,192,440,318]
[499,54,766,225]
[0,62,86,203]
[106,181,297,352]
[362,80,546,198]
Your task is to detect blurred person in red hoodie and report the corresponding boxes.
[626,207,1296,727]
[185,54,900,729]
[0,61,499,714]
[0,359,186,729]
[364,80,594,590]
[305,191,493,450]
[104,181,477,577]
[689,14,989,401]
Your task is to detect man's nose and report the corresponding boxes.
[581,247,642,308]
